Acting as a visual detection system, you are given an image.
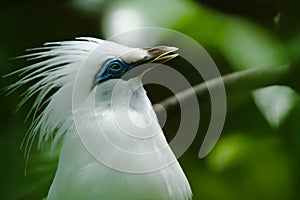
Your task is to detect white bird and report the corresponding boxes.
[9,37,192,200]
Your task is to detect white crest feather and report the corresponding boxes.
[6,37,103,159]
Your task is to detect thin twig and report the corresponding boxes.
[153,64,291,116]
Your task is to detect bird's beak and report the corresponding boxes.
[146,46,179,64]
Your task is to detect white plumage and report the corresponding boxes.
[9,37,192,200]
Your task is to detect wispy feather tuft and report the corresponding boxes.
[5,37,102,161]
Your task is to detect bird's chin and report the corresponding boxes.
[121,63,154,81]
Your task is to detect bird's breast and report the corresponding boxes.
[48,80,192,200]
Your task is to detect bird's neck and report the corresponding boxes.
[94,77,153,115]
[63,77,162,164]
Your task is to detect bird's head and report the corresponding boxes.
[8,37,178,152]
[92,42,178,87]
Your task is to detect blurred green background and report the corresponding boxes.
[0,0,299,199]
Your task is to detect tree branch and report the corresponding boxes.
[153,64,291,116]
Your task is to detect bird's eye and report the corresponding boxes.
[104,59,128,79]
[109,64,121,70]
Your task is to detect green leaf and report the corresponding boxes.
[253,86,299,128]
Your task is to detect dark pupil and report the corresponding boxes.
[110,64,121,70]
